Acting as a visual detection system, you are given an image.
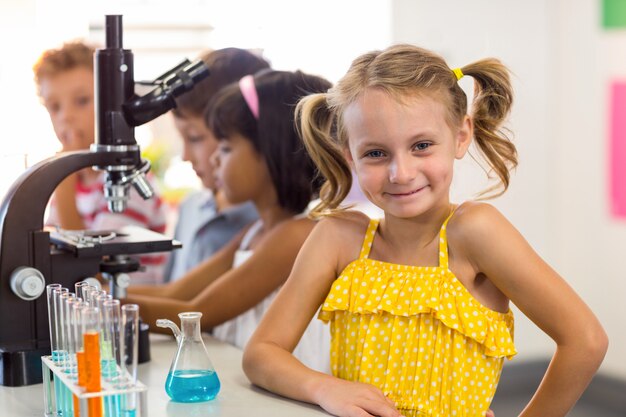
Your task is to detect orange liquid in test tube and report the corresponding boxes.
[74,350,86,416]
[83,332,103,417]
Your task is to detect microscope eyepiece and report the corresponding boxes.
[164,60,210,95]
[122,59,210,127]
[105,15,123,49]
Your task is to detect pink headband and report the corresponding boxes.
[239,75,259,120]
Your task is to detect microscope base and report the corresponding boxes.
[0,343,50,386]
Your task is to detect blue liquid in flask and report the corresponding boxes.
[165,369,221,402]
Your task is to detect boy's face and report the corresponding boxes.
[173,113,219,191]
[39,66,95,151]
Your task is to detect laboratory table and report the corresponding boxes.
[0,334,331,416]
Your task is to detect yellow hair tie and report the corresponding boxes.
[452,68,464,81]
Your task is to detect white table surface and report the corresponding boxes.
[0,334,330,416]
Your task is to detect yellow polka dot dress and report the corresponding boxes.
[318,214,516,417]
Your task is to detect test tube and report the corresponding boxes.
[51,287,69,364]
[82,307,103,417]
[90,289,107,309]
[120,304,139,384]
[103,299,123,417]
[81,285,96,307]
[46,284,62,358]
[74,281,89,300]
[71,301,87,358]
[63,293,77,357]
[46,284,64,417]
[70,300,87,417]
[56,290,72,417]
[73,300,91,417]
[81,307,100,345]
[95,293,111,339]
[121,304,139,417]
[57,291,72,368]
[102,299,120,379]
[64,296,81,371]
[96,293,112,323]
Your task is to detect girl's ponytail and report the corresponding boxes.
[296,93,352,218]
[461,59,517,197]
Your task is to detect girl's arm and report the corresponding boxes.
[125,217,316,334]
[126,229,243,298]
[243,216,403,417]
[455,203,608,417]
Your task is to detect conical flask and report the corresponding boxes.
[156,312,221,402]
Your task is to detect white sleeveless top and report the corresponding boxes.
[212,220,331,373]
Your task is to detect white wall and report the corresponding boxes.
[551,0,626,379]
[391,0,625,379]
[204,0,393,83]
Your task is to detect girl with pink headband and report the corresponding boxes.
[125,69,333,372]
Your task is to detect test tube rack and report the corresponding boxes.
[42,356,148,417]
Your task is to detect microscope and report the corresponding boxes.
[0,15,209,386]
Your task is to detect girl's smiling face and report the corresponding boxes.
[343,89,472,219]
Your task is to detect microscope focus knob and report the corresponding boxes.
[115,273,131,289]
[81,277,102,291]
[10,267,46,301]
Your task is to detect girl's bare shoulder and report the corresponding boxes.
[259,210,370,250]
[315,210,371,238]
[447,201,514,257]
[449,201,508,234]
[311,210,373,265]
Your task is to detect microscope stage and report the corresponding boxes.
[48,225,181,258]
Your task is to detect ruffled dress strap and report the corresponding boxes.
[437,208,456,270]
[358,218,379,259]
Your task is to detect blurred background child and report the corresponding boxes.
[126,69,333,372]
[164,47,270,282]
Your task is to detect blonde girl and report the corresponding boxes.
[243,44,607,417]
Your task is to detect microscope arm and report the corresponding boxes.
[0,150,129,346]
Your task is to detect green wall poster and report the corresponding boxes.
[603,0,626,28]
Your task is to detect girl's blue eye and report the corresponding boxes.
[365,150,385,158]
[414,142,431,151]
